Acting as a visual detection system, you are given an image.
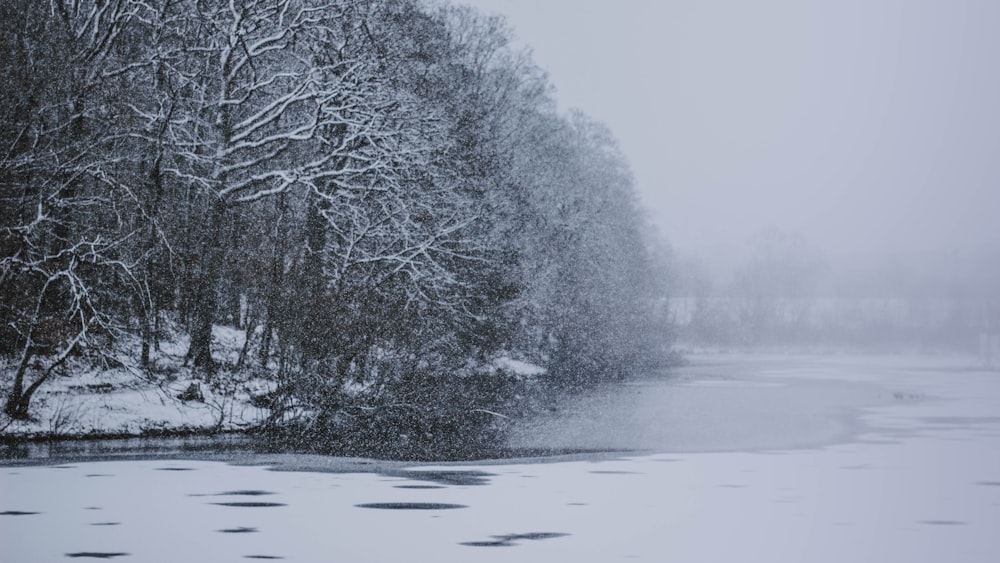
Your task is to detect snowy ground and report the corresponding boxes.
[2,352,999,562]
[0,325,271,438]
[0,323,545,440]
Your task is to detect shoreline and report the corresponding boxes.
[3,351,928,467]
[4,351,984,469]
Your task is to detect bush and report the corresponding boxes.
[260,368,532,461]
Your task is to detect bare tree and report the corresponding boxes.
[1,0,144,417]
[127,0,453,372]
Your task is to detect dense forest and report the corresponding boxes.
[0,0,671,452]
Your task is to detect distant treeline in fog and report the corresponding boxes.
[671,228,1000,351]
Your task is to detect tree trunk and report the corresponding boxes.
[185,199,228,375]
[8,365,57,420]
[139,153,165,369]
[259,311,273,368]
[4,324,80,419]
[259,195,287,369]
[236,312,256,369]
[140,302,152,368]
[3,346,33,419]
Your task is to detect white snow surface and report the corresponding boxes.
[0,327,545,438]
[1,325,270,437]
[2,352,1000,562]
[491,356,547,377]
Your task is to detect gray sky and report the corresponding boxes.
[459,0,1000,269]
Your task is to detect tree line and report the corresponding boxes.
[674,227,1000,351]
[1,0,670,444]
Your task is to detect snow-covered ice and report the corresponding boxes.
[2,353,999,562]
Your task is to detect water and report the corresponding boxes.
[2,353,999,562]
[507,358,886,453]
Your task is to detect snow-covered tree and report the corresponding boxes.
[126,0,458,371]
[1,0,146,417]
[2,0,673,432]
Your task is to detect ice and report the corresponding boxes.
[2,353,999,562]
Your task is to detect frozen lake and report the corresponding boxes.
[2,353,999,561]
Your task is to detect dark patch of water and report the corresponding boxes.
[919,520,967,525]
[65,553,129,559]
[90,522,120,526]
[977,481,1000,486]
[355,502,467,510]
[211,502,286,508]
[85,474,112,478]
[1,510,40,515]
[461,532,569,547]
[244,556,283,560]
[390,470,495,486]
[219,527,258,533]
[156,467,194,471]
[1,434,623,468]
[191,489,276,498]
[460,540,513,547]
[393,485,445,489]
[498,532,570,541]
[589,470,641,475]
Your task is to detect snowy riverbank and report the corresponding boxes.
[1,326,271,440]
[1,323,548,445]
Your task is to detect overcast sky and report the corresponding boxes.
[459,0,1000,270]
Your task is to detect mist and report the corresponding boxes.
[462,0,1000,352]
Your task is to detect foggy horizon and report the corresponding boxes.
[2,3,999,560]
[461,0,1000,275]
